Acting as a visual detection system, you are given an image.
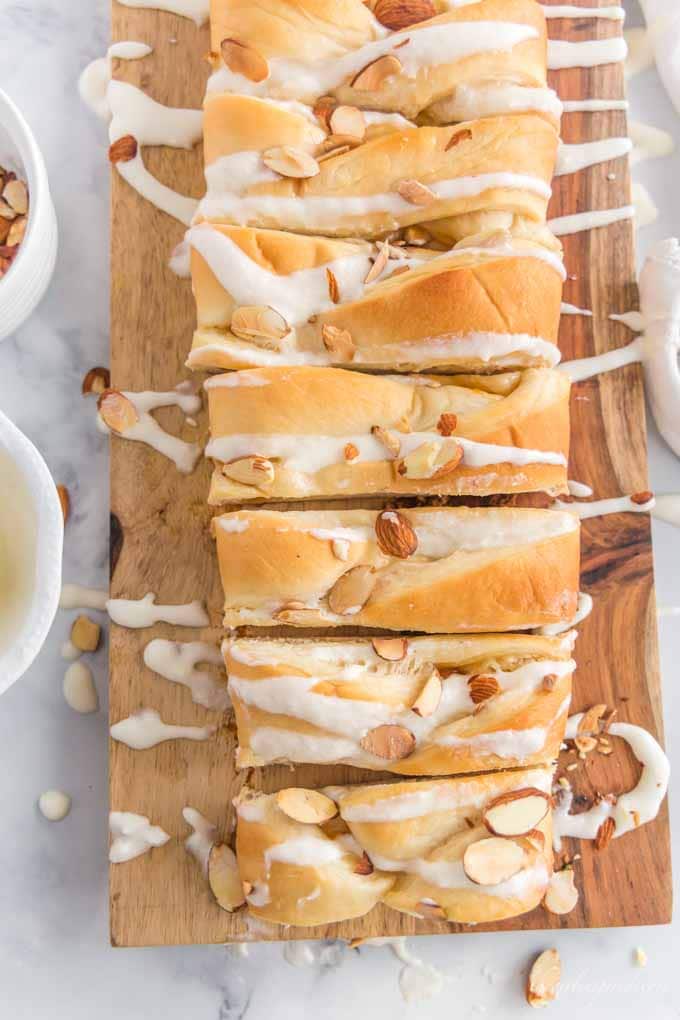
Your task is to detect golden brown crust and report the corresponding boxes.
[225,633,575,774]
[234,766,554,926]
[213,506,580,632]
[206,366,570,502]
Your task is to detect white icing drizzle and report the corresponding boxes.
[555,137,632,177]
[183,806,217,875]
[561,302,592,317]
[116,0,209,25]
[98,387,202,473]
[548,37,627,70]
[207,22,539,100]
[549,205,635,237]
[283,942,318,967]
[651,494,680,529]
[108,81,203,149]
[107,592,209,629]
[437,83,562,121]
[110,708,217,750]
[38,790,72,822]
[78,42,152,120]
[609,311,644,331]
[63,662,99,714]
[538,592,593,636]
[560,337,643,382]
[112,148,198,225]
[541,5,624,18]
[553,715,670,851]
[109,811,170,863]
[632,181,659,229]
[143,639,230,710]
[552,494,655,520]
[628,120,675,167]
[561,98,628,113]
[59,583,108,611]
[567,480,594,498]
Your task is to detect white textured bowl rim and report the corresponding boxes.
[0,409,63,694]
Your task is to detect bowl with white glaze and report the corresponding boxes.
[0,409,63,695]
[0,88,58,342]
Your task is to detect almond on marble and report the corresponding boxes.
[82,366,111,396]
[56,484,70,524]
[526,949,561,1008]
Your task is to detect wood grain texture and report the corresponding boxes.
[109,0,672,946]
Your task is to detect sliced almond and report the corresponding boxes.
[360,724,415,760]
[313,96,336,130]
[468,674,501,704]
[222,456,275,487]
[430,445,464,480]
[397,440,439,479]
[351,54,402,92]
[108,135,138,163]
[6,216,26,247]
[208,844,246,912]
[344,442,360,462]
[575,703,606,753]
[594,815,615,851]
[98,390,139,434]
[446,127,472,152]
[354,852,374,876]
[525,828,545,851]
[526,949,561,1008]
[416,900,447,920]
[329,105,365,141]
[371,424,401,457]
[543,868,579,916]
[542,673,558,692]
[317,144,351,163]
[371,636,408,661]
[71,615,101,653]
[328,564,376,615]
[375,509,418,558]
[332,538,350,561]
[631,489,654,505]
[437,413,458,436]
[374,0,435,30]
[411,668,442,718]
[220,38,269,83]
[0,198,17,220]
[321,324,356,361]
[3,179,28,214]
[397,179,436,206]
[82,366,111,396]
[56,484,70,524]
[276,788,338,825]
[463,837,526,886]
[483,789,550,838]
[364,241,390,285]
[230,305,289,345]
[326,268,340,303]
[262,145,320,179]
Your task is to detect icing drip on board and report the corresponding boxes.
[555,138,632,177]
[561,98,628,114]
[107,593,209,629]
[549,206,635,237]
[548,37,627,70]
[541,4,624,18]
[78,42,152,120]
[537,592,593,636]
[553,494,655,520]
[110,708,217,750]
[98,387,202,473]
[143,639,230,710]
[109,811,170,863]
[108,81,203,149]
[183,807,217,875]
[116,0,209,25]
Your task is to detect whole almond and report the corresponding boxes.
[220,38,269,83]
[397,179,436,206]
[594,815,615,851]
[329,105,365,141]
[437,413,458,436]
[375,509,418,558]
[371,636,408,661]
[468,674,500,704]
[56,484,70,524]
[262,145,320,179]
[374,0,435,30]
[71,615,102,653]
[275,788,338,825]
[351,54,402,92]
[631,490,654,505]
[526,949,561,1008]
[321,324,356,361]
[222,456,275,487]
[82,366,111,396]
[6,216,26,247]
[344,442,360,461]
[108,135,138,163]
[0,198,17,220]
[398,441,439,479]
[360,724,415,760]
[328,564,376,615]
[208,844,245,912]
[98,390,139,434]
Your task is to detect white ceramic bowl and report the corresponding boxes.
[0,88,58,342]
[0,409,63,695]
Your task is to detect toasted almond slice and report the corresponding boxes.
[326,268,339,303]
[525,828,545,851]
[417,900,447,920]
[313,96,336,129]
[437,413,458,436]
[354,852,374,875]
[543,868,579,916]
[397,179,436,206]
[3,179,28,214]
[208,844,245,912]
[446,127,473,151]
[98,390,139,434]
[262,145,320,179]
[108,135,138,163]
[463,836,526,886]
[6,215,26,247]
[82,366,111,396]
[594,815,615,851]
[274,606,319,624]
[328,564,376,615]
[364,241,390,285]
[360,724,415,760]
[331,538,350,561]
[375,509,418,558]
[430,444,464,480]
[483,789,550,838]
[321,324,356,361]
[631,489,654,505]
[71,615,101,653]
[371,424,401,457]
[0,198,17,220]
[56,484,70,524]
[222,456,275,487]
[371,636,408,661]
[575,703,606,753]
[276,788,338,825]
[397,440,439,479]
[329,105,365,141]
[230,305,289,344]
[220,38,269,82]
[374,0,436,29]
[317,144,352,163]
[412,668,442,718]
[351,54,402,91]
[467,674,501,704]
[526,949,561,1008]
[344,442,360,462]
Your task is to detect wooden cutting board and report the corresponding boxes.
[108,0,672,946]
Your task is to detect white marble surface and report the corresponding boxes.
[0,2,678,1017]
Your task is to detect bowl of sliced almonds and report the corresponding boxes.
[0,88,58,342]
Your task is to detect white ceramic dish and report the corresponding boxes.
[0,88,58,342]
[0,409,63,695]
